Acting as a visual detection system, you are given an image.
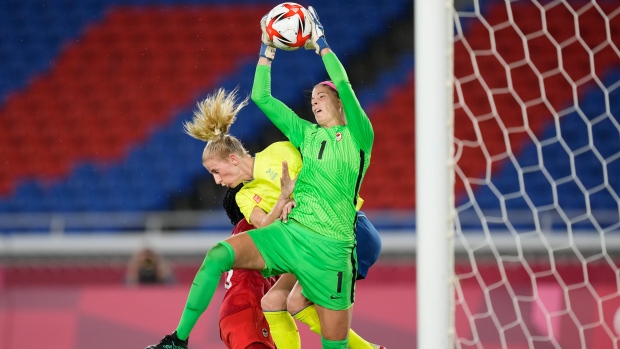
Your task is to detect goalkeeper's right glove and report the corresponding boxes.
[259,14,276,60]
[304,6,330,54]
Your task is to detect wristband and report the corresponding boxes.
[259,43,276,60]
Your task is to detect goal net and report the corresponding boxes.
[452,1,620,348]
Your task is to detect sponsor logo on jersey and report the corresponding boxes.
[335,132,342,141]
[253,194,262,203]
[330,295,342,300]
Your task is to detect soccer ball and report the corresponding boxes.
[265,3,311,51]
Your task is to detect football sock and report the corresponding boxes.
[175,241,234,340]
[263,310,301,349]
[322,337,349,349]
[294,305,374,349]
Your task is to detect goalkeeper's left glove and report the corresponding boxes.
[304,6,330,55]
[259,14,276,60]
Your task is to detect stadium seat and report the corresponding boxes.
[1,0,617,235]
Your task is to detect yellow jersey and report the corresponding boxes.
[236,141,303,225]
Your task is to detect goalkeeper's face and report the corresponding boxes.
[311,85,344,128]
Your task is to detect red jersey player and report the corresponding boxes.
[219,184,278,349]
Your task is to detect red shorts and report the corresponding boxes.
[219,306,276,349]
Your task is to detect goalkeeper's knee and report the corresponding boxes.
[196,241,235,284]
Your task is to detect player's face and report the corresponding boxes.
[311,85,344,127]
[204,155,241,188]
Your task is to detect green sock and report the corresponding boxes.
[175,241,234,340]
[264,310,301,349]
[322,337,349,349]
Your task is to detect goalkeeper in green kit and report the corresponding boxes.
[145,6,373,349]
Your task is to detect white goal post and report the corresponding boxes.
[415,0,455,348]
[417,1,620,349]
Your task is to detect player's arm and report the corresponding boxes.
[305,6,374,153]
[251,65,313,148]
[249,195,290,228]
[253,15,312,148]
[324,52,374,152]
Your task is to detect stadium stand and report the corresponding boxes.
[0,0,412,223]
[0,0,619,234]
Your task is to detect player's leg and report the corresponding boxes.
[256,219,356,349]
[354,211,382,280]
[176,233,265,337]
[288,282,383,349]
[315,305,353,349]
[287,281,313,314]
[220,306,276,349]
[286,227,355,349]
[261,273,301,349]
[262,273,297,310]
[147,233,266,349]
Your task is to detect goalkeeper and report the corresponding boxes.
[253,6,374,348]
[145,6,373,349]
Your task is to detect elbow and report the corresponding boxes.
[250,89,260,104]
[251,88,268,107]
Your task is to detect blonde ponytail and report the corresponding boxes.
[184,87,248,142]
[183,87,250,161]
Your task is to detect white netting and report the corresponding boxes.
[453,1,620,348]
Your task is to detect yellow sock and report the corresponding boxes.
[293,305,375,349]
[263,310,301,349]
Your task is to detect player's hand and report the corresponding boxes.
[304,6,330,54]
[260,14,275,47]
[280,199,296,223]
[259,14,276,60]
[279,161,296,199]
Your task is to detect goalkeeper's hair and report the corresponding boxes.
[183,87,250,162]
[316,80,339,99]
[223,184,245,226]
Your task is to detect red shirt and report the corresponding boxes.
[219,218,279,321]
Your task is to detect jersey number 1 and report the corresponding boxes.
[318,141,327,159]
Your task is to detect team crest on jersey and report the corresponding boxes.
[335,132,342,141]
[262,328,269,337]
[253,194,262,203]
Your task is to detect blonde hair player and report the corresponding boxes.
[145,6,375,349]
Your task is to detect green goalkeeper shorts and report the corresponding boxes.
[248,219,357,310]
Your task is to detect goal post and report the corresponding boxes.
[415,1,455,349]
[417,1,620,348]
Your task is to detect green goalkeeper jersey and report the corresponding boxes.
[252,52,374,243]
